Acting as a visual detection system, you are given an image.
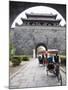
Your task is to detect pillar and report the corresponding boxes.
[33,49,35,58]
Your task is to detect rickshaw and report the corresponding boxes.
[38,49,62,85]
[46,49,62,86]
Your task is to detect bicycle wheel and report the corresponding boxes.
[47,70,48,76]
[57,73,62,86]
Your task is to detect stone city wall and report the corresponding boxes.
[10,26,66,55]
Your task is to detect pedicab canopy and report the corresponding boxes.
[38,49,58,55]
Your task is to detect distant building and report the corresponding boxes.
[16,13,61,26]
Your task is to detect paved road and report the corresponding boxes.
[9,58,66,89]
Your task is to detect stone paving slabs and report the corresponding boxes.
[9,58,66,89]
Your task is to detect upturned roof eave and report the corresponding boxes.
[21,18,61,22]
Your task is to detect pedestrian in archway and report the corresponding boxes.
[42,54,45,66]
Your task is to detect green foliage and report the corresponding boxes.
[60,56,66,66]
[9,43,16,61]
[60,51,66,55]
[10,55,29,66]
[22,56,29,61]
[60,56,66,60]
[11,56,21,66]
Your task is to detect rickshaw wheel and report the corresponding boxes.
[46,67,48,76]
[57,73,62,86]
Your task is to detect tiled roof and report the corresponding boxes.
[25,13,57,17]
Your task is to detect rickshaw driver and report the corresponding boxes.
[47,54,55,70]
[47,54,53,63]
[54,53,59,63]
[53,53,60,77]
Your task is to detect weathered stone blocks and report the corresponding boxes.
[11,26,66,55]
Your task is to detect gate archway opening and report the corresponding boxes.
[35,43,47,58]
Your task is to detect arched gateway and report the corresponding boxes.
[35,43,47,58]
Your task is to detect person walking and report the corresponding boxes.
[42,54,45,66]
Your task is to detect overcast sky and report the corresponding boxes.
[11,6,66,28]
